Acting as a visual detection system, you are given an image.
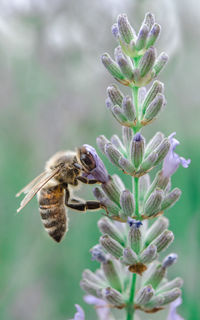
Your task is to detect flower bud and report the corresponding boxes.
[122,126,133,151]
[142,81,164,116]
[122,96,136,123]
[144,216,169,246]
[128,222,142,254]
[105,143,123,168]
[102,259,122,292]
[90,244,107,263]
[139,151,158,173]
[153,138,170,166]
[115,46,134,80]
[152,230,174,253]
[118,157,135,175]
[157,277,183,293]
[80,279,102,297]
[145,131,164,157]
[145,264,166,289]
[100,235,123,259]
[101,53,125,81]
[112,174,125,192]
[120,190,135,217]
[136,24,149,51]
[139,174,150,203]
[142,93,165,122]
[143,295,164,310]
[102,176,121,204]
[130,133,145,169]
[130,39,136,52]
[143,12,155,30]
[160,288,182,306]
[111,135,126,154]
[132,68,141,84]
[117,14,135,44]
[139,244,157,264]
[82,269,105,286]
[161,188,181,211]
[144,188,164,217]
[146,23,161,49]
[138,47,156,77]
[96,135,109,155]
[139,87,147,104]
[102,287,125,308]
[111,105,128,125]
[98,217,124,245]
[153,52,169,76]
[162,253,178,268]
[144,170,170,203]
[107,84,124,106]
[121,247,138,265]
[154,170,170,190]
[135,285,154,305]
[93,187,120,216]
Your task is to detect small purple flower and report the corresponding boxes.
[127,217,143,228]
[82,144,109,183]
[70,304,85,320]
[167,297,184,320]
[90,244,107,263]
[84,295,113,320]
[162,253,178,268]
[111,23,119,38]
[162,133,191,178]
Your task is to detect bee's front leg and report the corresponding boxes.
[77,176,102,185]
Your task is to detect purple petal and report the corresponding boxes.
[162,133,191,178]
[167,297,184,320]
[179,157,191,168]
[84,295,112,320]
[83,144,109,183]
[70,304,85,320]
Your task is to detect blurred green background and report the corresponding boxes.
[0,0,199,319]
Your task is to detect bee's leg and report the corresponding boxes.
[77,176,101,185]
[65,195,107,213]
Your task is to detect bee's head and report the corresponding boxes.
[77,144,109,183]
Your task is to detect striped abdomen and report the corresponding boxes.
[38,185,67,242]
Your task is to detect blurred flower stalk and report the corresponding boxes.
[73,13,190,320]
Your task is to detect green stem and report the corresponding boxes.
[132,86,139,121]
[125,73,142,320]
[134,177,140,219]
[126,273,137,320]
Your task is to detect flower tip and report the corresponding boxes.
[134,132,142,141]
[180,157,191,168]
[112,23,119,37]
[71,304,85,320]
[127,217,143,228]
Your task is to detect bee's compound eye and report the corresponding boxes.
[80,153,96,170]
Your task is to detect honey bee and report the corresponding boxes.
[16,147,104,242]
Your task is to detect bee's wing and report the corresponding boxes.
[17,167,61,213]
[16,171,48,197]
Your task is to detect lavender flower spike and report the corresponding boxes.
[82,144,109,183]
[162,132,191,178]
[71,304,85,320]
